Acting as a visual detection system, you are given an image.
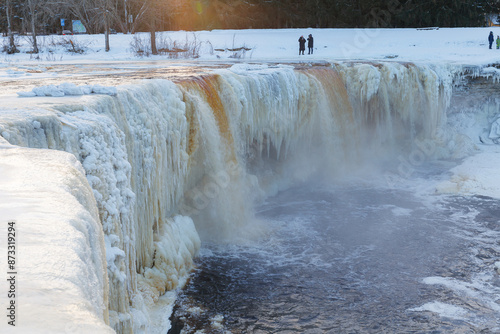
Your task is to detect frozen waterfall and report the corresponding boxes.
[0,62,472,333]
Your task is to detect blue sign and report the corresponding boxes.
[61,19,65,27]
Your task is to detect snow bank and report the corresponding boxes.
[0,144,113,333]
[436,145,500,198]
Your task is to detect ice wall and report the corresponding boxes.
[447,66,500,146]
[0,62,457,333]
[337,62,457,150]
[0,82,201,332]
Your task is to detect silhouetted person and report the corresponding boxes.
[489,31,494,49]
[307,34,314,54]
[298,36,306,55]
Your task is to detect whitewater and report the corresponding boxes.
[1,28,500,333]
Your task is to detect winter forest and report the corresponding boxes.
[1,0,499,39]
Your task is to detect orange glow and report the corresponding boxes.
[304,67,354,120]
[164,0,262,30]
[180,75,236,161]
[302,66,360,159]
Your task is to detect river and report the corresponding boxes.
[170,164,500,333]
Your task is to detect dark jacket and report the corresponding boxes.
[298,36,306,50]
[489,32,494,43]
[307,35,314,48]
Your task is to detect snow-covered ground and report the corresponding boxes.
[1,27,500,333]
[1,26,500,92]
[1,27,500,65]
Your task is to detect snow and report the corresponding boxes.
[0,27,499,66]
[2,27,500,334]
[495,262,500,274]
[436,145,500,198]
[411,275,500,327]
[17,83,117,97]
[0,143,113,333]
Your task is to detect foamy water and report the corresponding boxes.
[171,170,500,333]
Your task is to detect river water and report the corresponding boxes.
[169,166,500,333]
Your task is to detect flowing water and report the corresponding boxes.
[170,166,500,334]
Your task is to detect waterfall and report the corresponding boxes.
[0,62,459,333]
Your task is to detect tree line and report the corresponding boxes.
[1,0,499,54]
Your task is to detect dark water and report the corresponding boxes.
[170,179,500,333]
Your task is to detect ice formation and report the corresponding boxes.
[0,62,481,333]
[17,83,117,97]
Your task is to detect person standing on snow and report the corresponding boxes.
[307,34,314,54]
[298,36,306,55]
[496,36,500,49]
[489,31,494,49]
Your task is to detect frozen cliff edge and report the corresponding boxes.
[0,61,489,333]
[0,141,113,333]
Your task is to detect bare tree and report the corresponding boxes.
[59,0,102,34]
[25,0,42,53]
[109,0,129,33]
[5,0,18,53]
[128,0,188,54]
[123,0,129,33]
[127,0,149,33]
[49,0,115,50]
[100,0,111,51]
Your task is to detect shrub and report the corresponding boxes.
[47,36,89,54]
[1,35,20,54]
[130,32,208,59]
